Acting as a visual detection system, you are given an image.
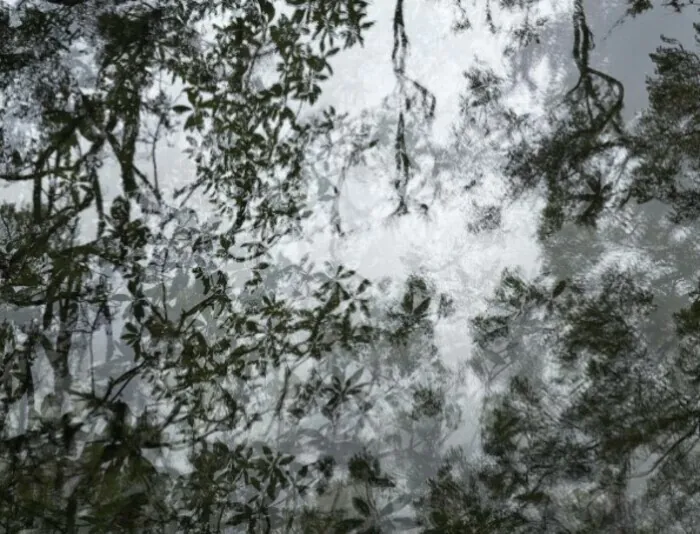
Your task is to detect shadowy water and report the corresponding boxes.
[1,0,700,532]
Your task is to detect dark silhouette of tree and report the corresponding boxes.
[416,3,700,533]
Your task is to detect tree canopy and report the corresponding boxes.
[1,0,700,532]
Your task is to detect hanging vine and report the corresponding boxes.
[391,0,437,217]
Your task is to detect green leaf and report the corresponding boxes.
[269,83,283,97]
[352,496,371,517]
[345,368,364,388]
[184,114,201,130]
[133,300,145,321]
[10,151,22,167]
[325,289,341,312]
[258,0,275,21]
[292,8,305,24]
[552,280,567,298]
[267,478,277,499]
[172,105,192,114]
[402,292,413,314]
[414,297,430,317]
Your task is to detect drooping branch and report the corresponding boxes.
[390,0,436,217]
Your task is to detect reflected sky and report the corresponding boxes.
[2,0,699,531]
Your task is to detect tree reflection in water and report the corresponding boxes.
[1,0,700,532]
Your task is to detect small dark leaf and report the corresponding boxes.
[133,301,145,322]
[552,280,567,298]
[267,479,277,499]
[11,151,22,166]
[326,290,341,312]
[352,497,372,517]
[258,0,275,20]
[414,298,430,317]
[184,114,201,130]
[402,293,413,314]
[357,279,371,294]
[345,368,364,388]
